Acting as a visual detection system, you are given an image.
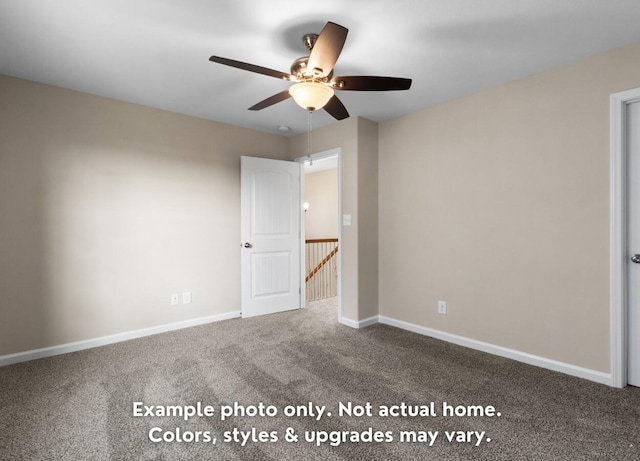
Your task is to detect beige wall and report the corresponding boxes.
[357,119,379,321]
[0,75,289,356]
[379,42,640,373]
[304,169,338,240]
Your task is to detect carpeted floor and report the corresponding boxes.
[1,298,639,460]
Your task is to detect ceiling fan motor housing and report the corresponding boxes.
[291,56,332,81]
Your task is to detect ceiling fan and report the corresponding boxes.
[209,21,412,121]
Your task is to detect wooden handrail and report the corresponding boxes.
[305,238,339,244]
[305,246,339,282]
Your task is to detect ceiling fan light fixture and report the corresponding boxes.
[289,82,334,111]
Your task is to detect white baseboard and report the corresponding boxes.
[340,315,379,329]
[378,315,612,387]
[2,309,612,387]
[339,316,360,329]
[0,311,241,367]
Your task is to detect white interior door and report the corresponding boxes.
[241,156,301,318]
[628,101,640,387]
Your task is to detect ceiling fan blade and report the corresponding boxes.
[248,90,292,111]
[323,95,349,120]
[209,56,293,81]
[331,76,412,91]
[307,22,348,78]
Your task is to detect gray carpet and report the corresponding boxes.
[1,298,639,460]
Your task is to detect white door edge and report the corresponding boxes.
[610,87,640,388]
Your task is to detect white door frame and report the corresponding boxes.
[610,87,640,388]
[296,148,342,319]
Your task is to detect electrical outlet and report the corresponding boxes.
[438,300,447,315]
[182,292,192,304]
[171,293,179,306]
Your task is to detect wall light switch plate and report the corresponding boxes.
[171,294,179,306]
[182,292,192,304]
[343,214,352,226]
[438,300,447,315]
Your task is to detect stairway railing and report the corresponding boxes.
[305,238,338,302]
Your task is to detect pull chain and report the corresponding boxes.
[307,109,313,166]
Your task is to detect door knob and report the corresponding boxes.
[244,242,253,248]
[632,254,640,264]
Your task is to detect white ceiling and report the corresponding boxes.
[2,1,640,136]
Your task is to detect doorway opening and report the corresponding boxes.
[297,148,341,318]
